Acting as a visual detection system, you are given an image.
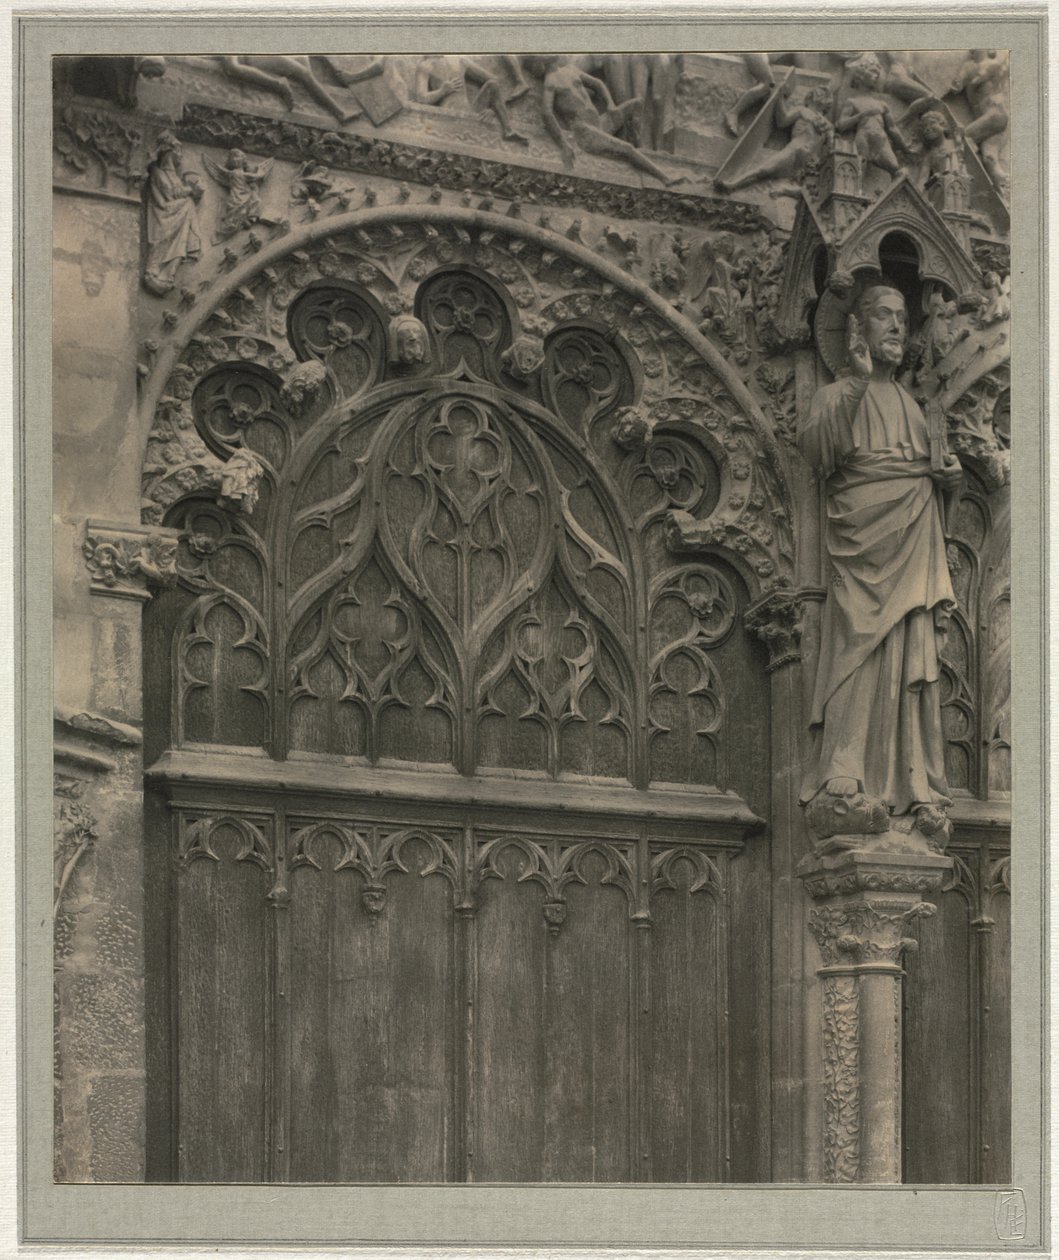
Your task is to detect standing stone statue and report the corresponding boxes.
[797,284,963,844]
[143,132,204,297]
[835,53,909,179]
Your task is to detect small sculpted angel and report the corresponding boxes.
[202,149,275,242]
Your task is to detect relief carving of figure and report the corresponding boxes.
[835,53,909,179]
[715,79,834,194]
[946,49,1009,192]
[723,53,813,136]
[142,131,204,297]
[797,285,963,841]
[907,107,963,195]
[414,55,528,145]
[580,54,681,152]
[217,54,385,124]
[521,54,687,187]
[202,149,274,241]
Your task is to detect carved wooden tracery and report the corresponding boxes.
[144,212,784,1184]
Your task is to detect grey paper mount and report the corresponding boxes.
[20,9,1044,1253]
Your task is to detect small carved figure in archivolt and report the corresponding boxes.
[414,55,528,145]
[946,49,1009,192]
[217,54,385,124]
[521,54,687,187]
[835,53,910,179]
[143,131,204,297]
[202,149,274,241]
[904,106,963,194]
[715,79,834,194]
[387,314,429,367]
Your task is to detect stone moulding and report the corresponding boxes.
[176,102,770,233]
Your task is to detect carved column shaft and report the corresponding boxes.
[802,849,951,1183]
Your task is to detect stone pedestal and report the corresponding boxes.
[799,843,952,1183]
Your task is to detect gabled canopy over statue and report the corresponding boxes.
[798,283,963,847]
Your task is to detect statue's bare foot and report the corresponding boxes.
[506,84,530,103]
[824,777,859,797]
[724,107,742,136]
[504,128,530,145]
[664,173,691,188]
[340,109,363,125]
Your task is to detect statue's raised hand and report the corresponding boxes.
[847,314,872,379]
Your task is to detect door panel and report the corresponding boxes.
[148,263,772,1184]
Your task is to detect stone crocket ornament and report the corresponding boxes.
[797,283,963,852]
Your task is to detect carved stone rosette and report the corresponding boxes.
[800,846,952,1183]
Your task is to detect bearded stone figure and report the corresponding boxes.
[798,285,964,847]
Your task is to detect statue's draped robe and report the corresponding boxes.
[145,162,201,290]
[797,375,955,814]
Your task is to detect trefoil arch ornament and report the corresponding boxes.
[137,203,795,603]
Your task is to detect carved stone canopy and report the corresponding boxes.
[776,173,984,358]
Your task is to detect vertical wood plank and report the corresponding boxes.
[287,847,455,1182]
[268,805,291,1182]
[648,855,723,1182]
[472,853,547,1181]
[902,887,974,1183]
[175,828,271,1182]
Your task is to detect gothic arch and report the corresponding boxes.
[138,205,795,600]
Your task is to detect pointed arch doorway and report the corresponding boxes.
[142,213,782,1183]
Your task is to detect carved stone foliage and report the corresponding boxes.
[54,774,100,918]
[743,587,801,671]
[819,973,860,1183]
[82,523,181,600]
[809,899,936,968]
[53,104,146,193]
[177,103,769,233]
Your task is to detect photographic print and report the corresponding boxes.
[21,8,1045,1251]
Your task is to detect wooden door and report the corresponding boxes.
[144,268,772,1183]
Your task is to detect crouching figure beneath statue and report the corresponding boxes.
[797,283,963,850]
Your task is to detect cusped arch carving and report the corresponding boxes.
[139,205,795,600]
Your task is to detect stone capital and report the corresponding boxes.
[743,587,802,672]
[798,844,953,904]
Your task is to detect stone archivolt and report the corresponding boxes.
[138,205,797,601]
